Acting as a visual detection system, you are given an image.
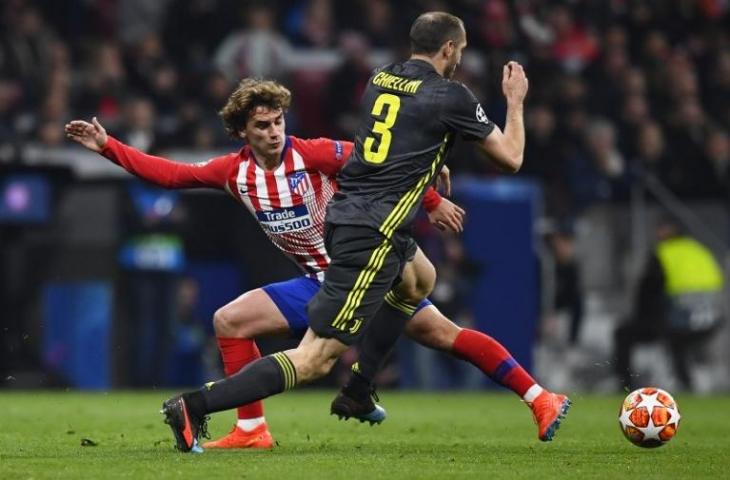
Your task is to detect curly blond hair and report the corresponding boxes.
[219,78,292,138]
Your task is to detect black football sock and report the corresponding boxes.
[185,352,297,416]
[343,292,416,400]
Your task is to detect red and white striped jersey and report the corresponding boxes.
[101,135,442,281]
[228,136,348,281]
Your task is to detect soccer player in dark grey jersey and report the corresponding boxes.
[162,12,570,452]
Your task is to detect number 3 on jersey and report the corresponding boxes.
[364,93,401,164]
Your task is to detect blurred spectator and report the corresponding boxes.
[703,129,730,199]
[0,4,57,103]
[163,0,237,70]
[621,67,648,98]
[548,4,600,73]
[568,119,630,210]
[118,0,172,46]
[200,72,236,145]
[545,224,584,345]
[556,74,588,111]
[522,104,569,216]
[617,94,651,158]
[337,0,399,48]
[665,97,721,198]
[633,121,675,186]
[285,0,336,48]
[214,3,292,82]
[586,46,630,120]
[523,104,560,178]
[0,0,729,394]
[479,0,515,50]
[614,217,725,391]
[0,1,724,227]
[325,32,373,138]
[165,101,208,149]
[0,78,23,162]
[35,121,64,148]
[167,277,207,386]
[704,49,730,127]
[423,235,483,389]
[77,42,127,123]
[124,34,167,95]
[117,97,160,152]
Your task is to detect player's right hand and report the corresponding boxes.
[428,197,465,233]
[502,61,528,104]
[65,117,108,153]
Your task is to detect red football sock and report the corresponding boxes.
[452,329,536,397]
[217,337,264,419]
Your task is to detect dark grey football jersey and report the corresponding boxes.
[327,59,495,238]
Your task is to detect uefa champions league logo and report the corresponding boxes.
[476,103,488,124]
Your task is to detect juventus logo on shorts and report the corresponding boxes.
[346,317,364,335]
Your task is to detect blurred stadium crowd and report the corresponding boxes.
[1,0,729,220]
[2,0,730,391]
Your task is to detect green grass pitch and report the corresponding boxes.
[1,391,728,479]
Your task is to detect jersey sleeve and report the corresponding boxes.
[421,186,442,212]
[100,136,233,189]
[295,137,354,176]
[439,82,496,141]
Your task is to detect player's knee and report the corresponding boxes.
[398,274,434,306]
[212,306,229,334]
[213,304,245,337]
[412,263,436,302]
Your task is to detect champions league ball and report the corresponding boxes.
[618,387,681,448]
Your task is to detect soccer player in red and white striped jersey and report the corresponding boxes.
[66,78,551,451]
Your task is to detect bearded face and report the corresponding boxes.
[444,36,466,79]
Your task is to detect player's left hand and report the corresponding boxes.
[65,117,108,153]
[428,197,465,233]
[436,164,451,197]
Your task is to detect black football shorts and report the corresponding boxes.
[307,224,413,345]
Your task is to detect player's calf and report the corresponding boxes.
[288,333,347,383]
[404,307,460,351]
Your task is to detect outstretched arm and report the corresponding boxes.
[65,118,232,189]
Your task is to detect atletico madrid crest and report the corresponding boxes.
[288,171,311,196]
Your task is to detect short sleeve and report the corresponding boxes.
[294,137,354,177]
[439,82,495,141]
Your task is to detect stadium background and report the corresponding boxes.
[1,0,729,394]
